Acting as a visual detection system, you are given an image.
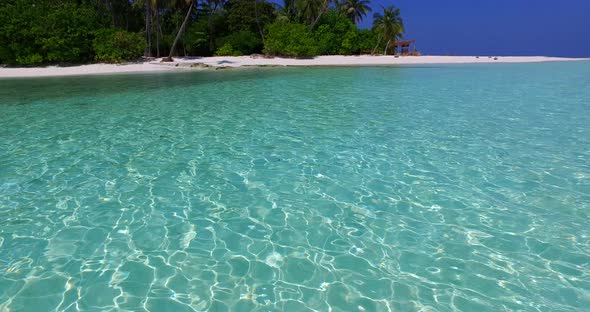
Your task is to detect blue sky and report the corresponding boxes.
[273,0,590,57]
[360,0,590,57]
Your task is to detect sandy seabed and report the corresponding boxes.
[0,55,587,78]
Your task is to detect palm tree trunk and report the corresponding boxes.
[109,0,116,27]
[145,0,152,57]
[309,0,329,31]
[155,0,161,57]
[103,0,115,27]
[384,39,390,55]
[208,6,215,53]
[254,0,265,45]
[163,0,195,62]
[372,35,382,55]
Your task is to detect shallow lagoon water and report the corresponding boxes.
[1,63,590,311]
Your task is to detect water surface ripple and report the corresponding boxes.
[1,63,590,311]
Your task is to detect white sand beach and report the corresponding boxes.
[0,55,587,78]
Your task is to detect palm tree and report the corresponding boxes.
[339,0,371,24]
[145,0,152,57]
[296,0,323,25]
[154,0,161,57]
[372,5,404,55]
[254,0,265,45]
[136,0,160,57]
[164,0,196,61]
[307,0,332,31]
[281,0,297,20]
[201,0,224,54]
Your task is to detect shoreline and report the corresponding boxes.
[1,55,588,78]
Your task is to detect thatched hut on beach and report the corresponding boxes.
[391,40,417,55]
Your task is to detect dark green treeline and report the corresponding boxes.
[0,0,404,65]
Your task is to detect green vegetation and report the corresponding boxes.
[338,0,372,24]
[264,21,319,57]
[0,0,405,65]
[0,0,99,65]
[93,30,146,63]
[372,5,405,55]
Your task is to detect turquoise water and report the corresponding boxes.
[1,62,590,311]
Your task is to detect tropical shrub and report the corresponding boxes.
[313,9,359,55]
[0,0,99,65]
[218,30,262,55]
[339,29,359,55]
[16,54,44,66]
[43,4,98,63]
[0,0,400,63]
[314,25,339,55]
[215,43,240,56]
[184,20,213,56]
[93,29,145,63]
[356,29,378,54]
[264,21,319,57]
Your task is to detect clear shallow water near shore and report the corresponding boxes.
[1,62,590,311]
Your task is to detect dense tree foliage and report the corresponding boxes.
[265,21,319,57]
[0,0,406,65]
[93,29,146,63]
[0,0,144,65]
[0,0,97,65]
